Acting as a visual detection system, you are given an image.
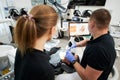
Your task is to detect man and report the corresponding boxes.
[64,8,116,80]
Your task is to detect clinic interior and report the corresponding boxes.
[0,0,120,80]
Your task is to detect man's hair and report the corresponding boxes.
[90,8,111,29]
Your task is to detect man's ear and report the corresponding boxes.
[91,20,96,29]
[50,26,56,35]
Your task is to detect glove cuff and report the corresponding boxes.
[71,44,77,48]
[71,60,77,65]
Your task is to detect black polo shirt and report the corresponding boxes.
[14,48,54,80]
[81,33,116,80]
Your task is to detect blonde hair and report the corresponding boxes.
[14,5,58,55]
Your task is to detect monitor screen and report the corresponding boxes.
[69,22,90,36]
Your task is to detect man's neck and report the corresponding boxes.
[92,30,108,40]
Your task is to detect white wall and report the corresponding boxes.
[105,0,120,25]
[0,0,32,8]
[14,0,32,8]
[0,0,7,7]
[14,0,32,11]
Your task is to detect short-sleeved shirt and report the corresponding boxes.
[81,33,116,80]
[14,48,54,80]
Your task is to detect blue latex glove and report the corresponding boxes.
[70,44,77,49]
[65,49,76,63]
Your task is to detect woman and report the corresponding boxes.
[14,5,58,80]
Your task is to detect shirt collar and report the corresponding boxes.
[88,33,109,44]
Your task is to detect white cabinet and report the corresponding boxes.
[110,25,120,57]
[0,19,13,43]
[110,25,120,47]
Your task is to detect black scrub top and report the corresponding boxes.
[14,48,54,80]
[81,33,116,80]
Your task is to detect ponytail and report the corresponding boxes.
[14,5,58,56]
[14,15,37,55]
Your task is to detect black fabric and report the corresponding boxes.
[50,55,80,75]
[14,48,54,80]
[50,61,64,75]
[61,63,76,73]
[50,53,80,74]
[81,33,116,80]
[51,61,76,74]
[45,47,61,55]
